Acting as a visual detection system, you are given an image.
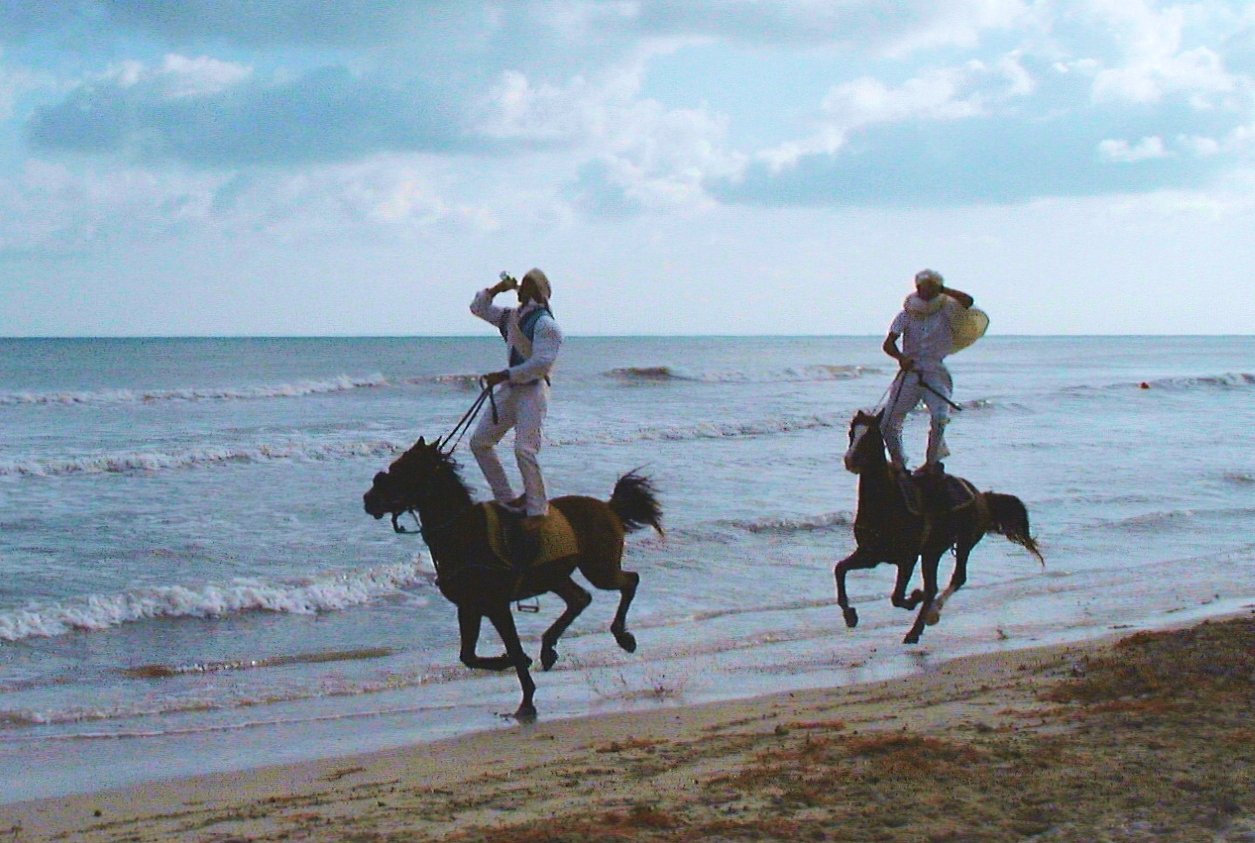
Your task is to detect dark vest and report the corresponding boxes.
[500,305,554,368]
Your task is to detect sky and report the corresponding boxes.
[1,1,1253,336]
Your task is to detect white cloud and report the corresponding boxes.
[93,53,252,99]
[757,57,1035,171]
[0,156,495,255]
[478,58,743,211]
[0,160,222,254]
[1084,0,1241,107]
[1098,136,1169,162]
[0,50,50,119]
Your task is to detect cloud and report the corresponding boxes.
[0,159,223,255]
[712,111,1216,208]
[754,57,1039,172]
[1078,0,1245,108]
[25,57,486,166]
[620,0,1030,54]
[1098,135,1168,162]
[0,155,494,256]
[0,2,474,49]
[478,59,744,215]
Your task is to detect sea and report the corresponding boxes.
[1,335,1253,804]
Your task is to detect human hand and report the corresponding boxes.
[494,273,518,295]
[899,356,915,372]
[483,370,510,387]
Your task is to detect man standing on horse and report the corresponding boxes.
[470,268,563,531]
[881,269,975,476]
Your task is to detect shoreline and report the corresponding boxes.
[7,607,1253,842]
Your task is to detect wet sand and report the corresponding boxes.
[6,610,1254,842]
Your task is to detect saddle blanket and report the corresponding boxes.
[894,473,979,517]
[481,502,579,568]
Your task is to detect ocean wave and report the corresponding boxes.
[550,413,845,446]
[0,373,390,407]
[727,512,853,535]
[0,439,402,478]
[0,562,425,642]
[606,364,871,384]
[1067,372,1255,397]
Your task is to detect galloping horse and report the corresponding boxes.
[363,436,662,719]
[837,410,1043,644]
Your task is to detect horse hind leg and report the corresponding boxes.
[927,536,979,627]
[540,578,593,671]
[580,556,640,653]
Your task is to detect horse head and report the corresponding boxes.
[363,436,453,529]
[844,409,886,474]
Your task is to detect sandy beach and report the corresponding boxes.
[5,609,1253,843]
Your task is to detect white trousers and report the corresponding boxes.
[883,367,953,469]
[469,381,550,516]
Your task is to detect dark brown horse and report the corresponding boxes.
[837,410,1043,644]
[363,436,662,719]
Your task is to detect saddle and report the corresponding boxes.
[893,470,979,518]
[482,502,579,569]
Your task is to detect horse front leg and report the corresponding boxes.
[890,557,924,610]
[904,551,941,645]
[540,578,593,671]
[834,548,877,628]
[457,605,514,671]
[486,606,537,721]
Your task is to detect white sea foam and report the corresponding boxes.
[0,374,389,407]
[0,562,425,642]
[606,364,870,384]
[0,440,402,477]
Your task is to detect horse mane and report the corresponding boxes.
[389,438,474,510]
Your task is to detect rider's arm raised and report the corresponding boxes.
[940,286,974,308]
[469,277,515,326]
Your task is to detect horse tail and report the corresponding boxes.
[609,471,664,536]
[984,492,1044,565]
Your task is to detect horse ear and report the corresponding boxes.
[432,436,444,452]
[416,436,426,446]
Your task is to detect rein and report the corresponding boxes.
[878,370,964,416]
[439,380,498,456]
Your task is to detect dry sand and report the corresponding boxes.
[5,610,1254,842]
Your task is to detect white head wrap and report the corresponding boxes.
[522,268,551,303]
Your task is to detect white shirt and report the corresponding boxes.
[890,297,961,372]
[470,289,563,385]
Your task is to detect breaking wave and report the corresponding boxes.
[0,374,390,407]
[606,364,871,384]
[1067,372,1255,397]
[0,439,402,477]
[0,562,425,642]
[549,413,845,446]
[729,512,854,535]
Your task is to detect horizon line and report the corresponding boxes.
[2,332,1253,340]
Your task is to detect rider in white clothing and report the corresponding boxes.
[881,269,974,475]
[470,268,563,530]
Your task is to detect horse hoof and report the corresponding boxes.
[925,609,940,626]
[614,631,637,653]
[514,704,537,722]
[843,607,859,628]
[541,648,557,671]
[904,633,920,645]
